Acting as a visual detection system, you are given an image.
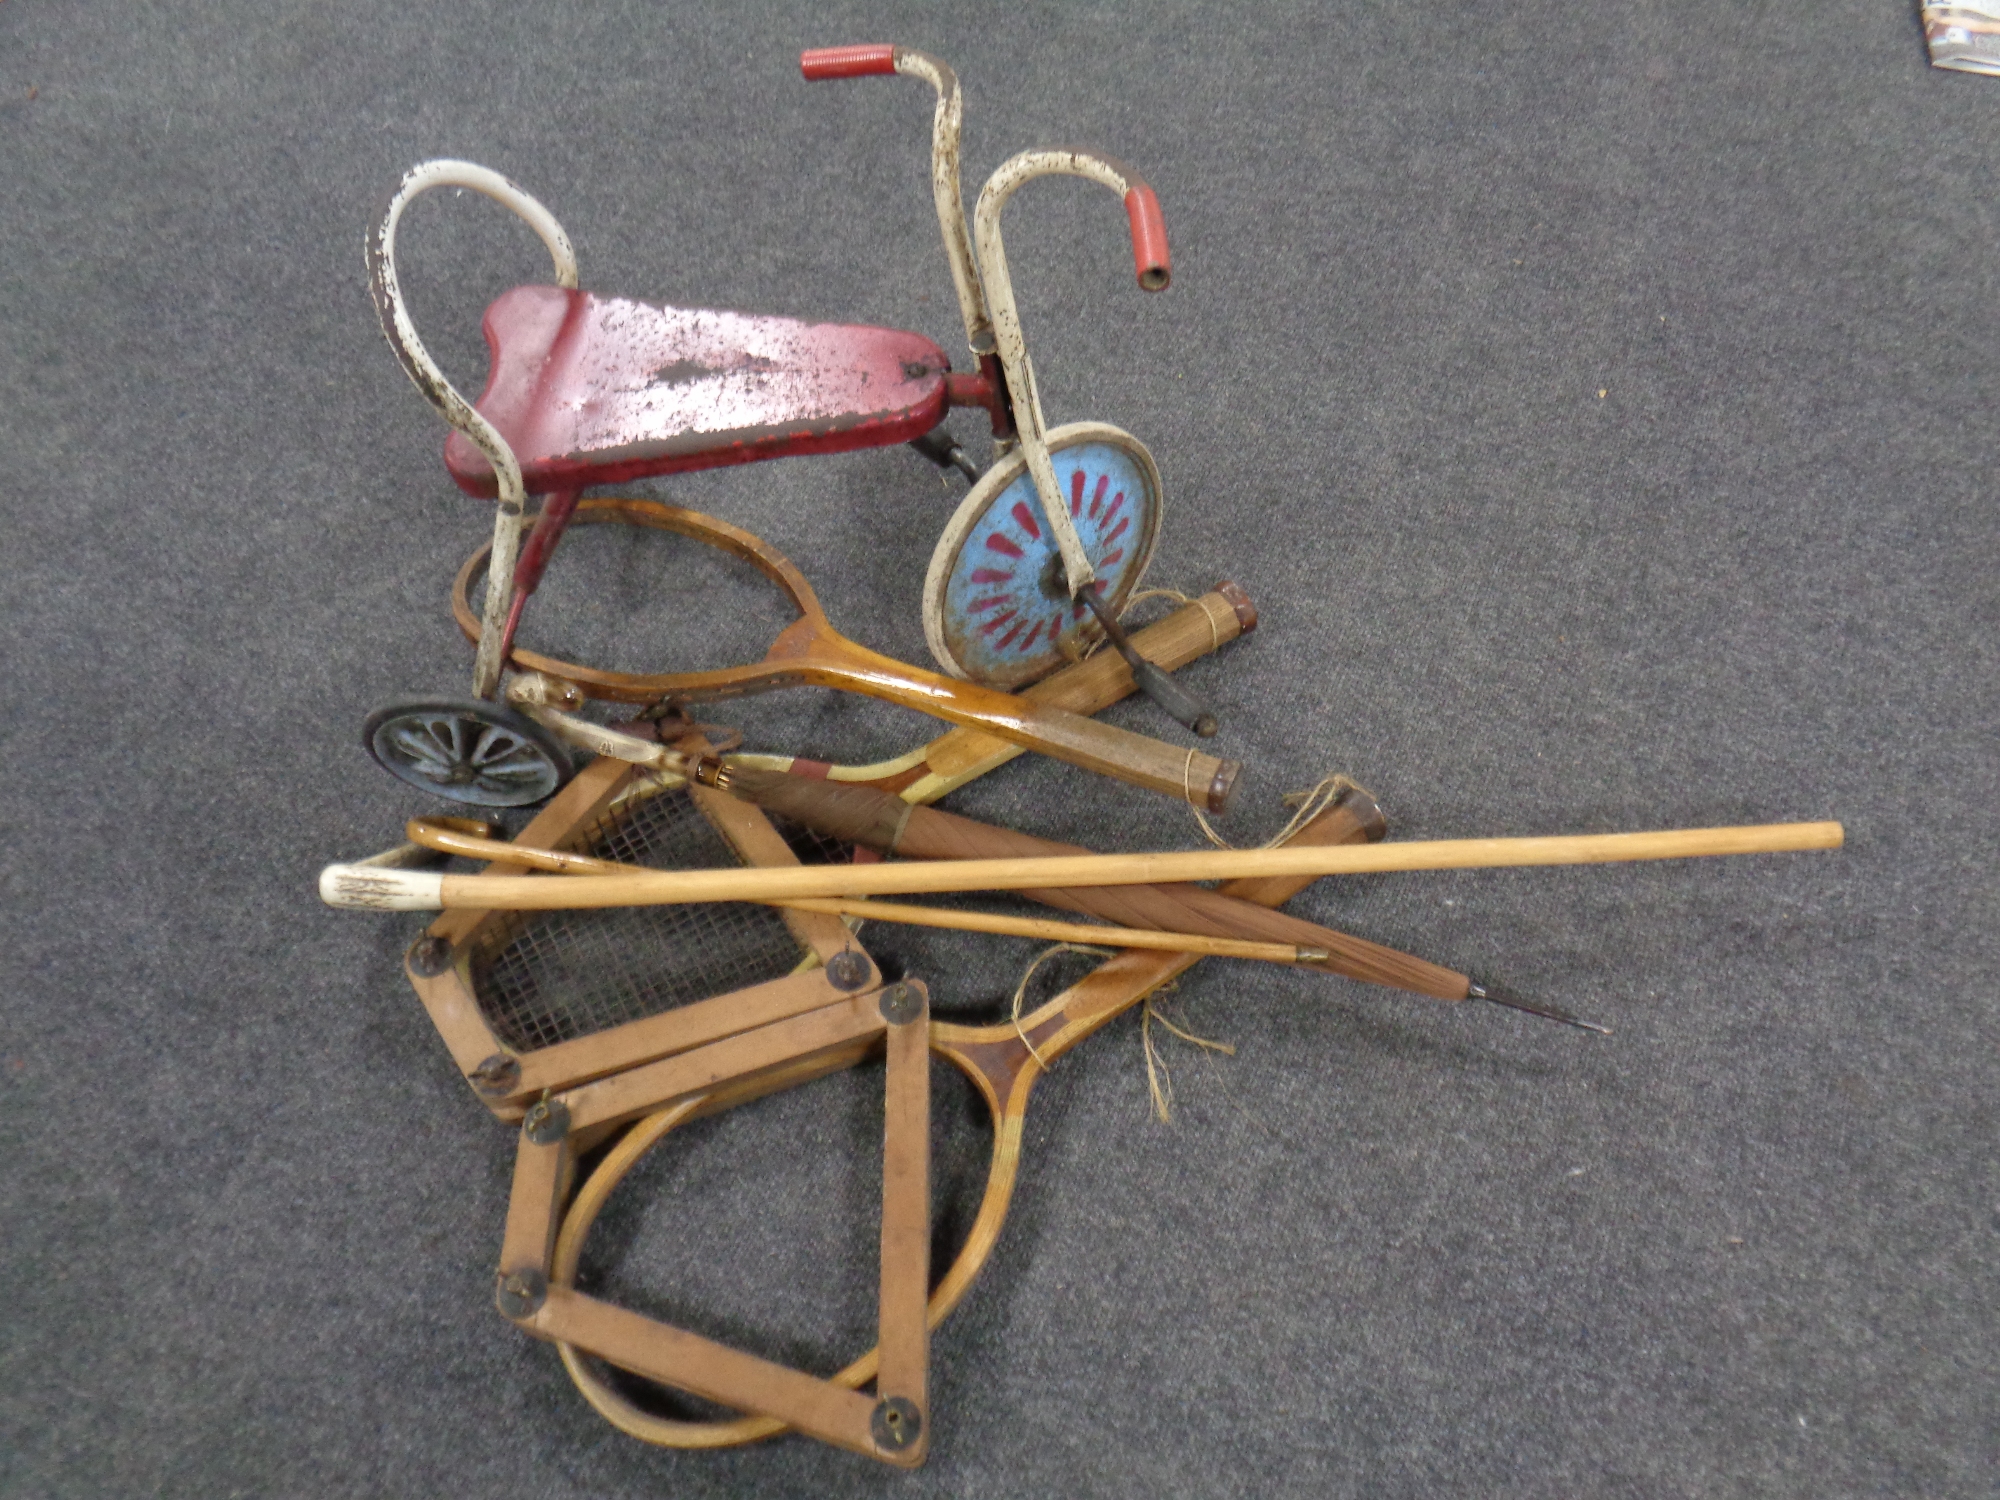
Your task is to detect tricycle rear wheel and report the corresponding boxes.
[364,698,572,808]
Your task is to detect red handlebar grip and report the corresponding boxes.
[1125,185,1171,291]
[800,45,898,80]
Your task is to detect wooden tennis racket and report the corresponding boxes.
[451,497,1242,811]
[544,788,1387,1450]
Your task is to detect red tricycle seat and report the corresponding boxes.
[444,284,953,497]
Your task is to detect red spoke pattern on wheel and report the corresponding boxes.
[936,439,1158,688]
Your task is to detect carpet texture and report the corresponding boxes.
[2,3,1994,1495]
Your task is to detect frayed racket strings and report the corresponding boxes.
[469,781,826,1051]
[1140,997,1235,1124]
[1183,759,1371,851]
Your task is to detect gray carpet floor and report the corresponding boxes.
[3,2,1995,1495]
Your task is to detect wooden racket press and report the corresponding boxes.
[538,781,1386,1458]
[400,592,1255,1465]
[493,970,937,1465]
[405,744,930,1463]
[363,589,1842,1463]
[460,770,1383,1469]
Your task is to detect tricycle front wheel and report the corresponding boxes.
[922,421,1162,691]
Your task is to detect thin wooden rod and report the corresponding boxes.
[326,821,1843,912]
[770,896,1325,963]
[398,820,1325,963]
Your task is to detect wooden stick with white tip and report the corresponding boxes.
[319,821,1844,912]
[386,819,1328,965]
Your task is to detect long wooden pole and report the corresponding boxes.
[394,819,1326,964]
[323,821,1843,912]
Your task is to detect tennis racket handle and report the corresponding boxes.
[1018,703,1239,810]
[828,653,1241,807]
[792,622,1242,808]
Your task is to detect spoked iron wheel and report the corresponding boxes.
[363,698,571,808]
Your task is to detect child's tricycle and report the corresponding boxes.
[363,45,1226,811]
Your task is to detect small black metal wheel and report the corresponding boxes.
[363,698,571,808]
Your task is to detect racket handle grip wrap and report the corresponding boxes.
[965,697,1237,811]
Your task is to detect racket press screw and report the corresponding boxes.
[871,1395,923,1451]
[468,1054,521,1097]
[877,983,924,1026]
[495,1268,547,1320]
[407,933,454,977]
[522,1097,571,1145]
[825,950,873,991]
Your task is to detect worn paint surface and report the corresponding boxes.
[889,48,990,356]
[970,148,1169,597]
[444,287,951,497]
[366,159,580,695]
[929,435,1160,690]
[803,45,990,359]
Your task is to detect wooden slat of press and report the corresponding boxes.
[875,983,931,1455]
[561,990,887,1136]
[498,1130,567,1279]
[406,755,639,1082]
[512,965,865,1100]
[530,1288,887,1460]
[687,777,860,964]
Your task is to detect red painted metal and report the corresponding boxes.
[977,353,1016,439]
[942,371,992,410]
[498,488,581,662]
[800,45,898,80]
[941,356,1014,439]
[513,489,583,594]
[1123,186,1171,291]
[443,286,952,498]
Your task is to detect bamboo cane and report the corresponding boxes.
[394,820,1328,965]
[701,765,1468,1000]
[322,821,1844,912]
[771,897,1326,963]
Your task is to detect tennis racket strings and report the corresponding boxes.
[468,779,854,1053]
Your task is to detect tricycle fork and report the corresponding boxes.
[974,149,1172,597]
[367,159,579,701]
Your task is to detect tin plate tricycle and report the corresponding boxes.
[363,45,1227,812]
